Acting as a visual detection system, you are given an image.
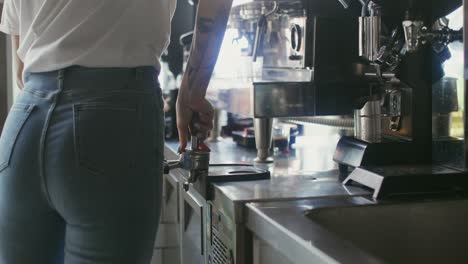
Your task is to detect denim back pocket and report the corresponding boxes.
[73,102,138,177]
[0,104,36,173]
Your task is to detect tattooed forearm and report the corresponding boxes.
[187,65,201,91]
[180,0,233,101]
[186,43,218,92]
[197,17,216,33]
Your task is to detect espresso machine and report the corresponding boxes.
[202,1,468,263]
[210,0,468,192]
[208,0,365,162]
[331,0,468,199]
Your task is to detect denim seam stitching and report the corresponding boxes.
[74,104,137,112]
[0,161,7,172]
[62,89,154,97]
[23,88,48,98]
[38,71,64,210]
[73,107,106,177]
[11,103,33,111]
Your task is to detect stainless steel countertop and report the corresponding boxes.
[165,132,343,176]
[165,137,369,203]
[164,137,375,263]
[165,139,465,264]
[246,198,382,264]
[246,197,468,264]
[165,138,370,223]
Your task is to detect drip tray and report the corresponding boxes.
[208,164,271,183]
[344,165,468,200]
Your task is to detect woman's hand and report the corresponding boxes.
[175,0,233,151]
[176,94,214,152]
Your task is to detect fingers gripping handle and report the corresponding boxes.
[190,112,202,136]
[190,112,203,150]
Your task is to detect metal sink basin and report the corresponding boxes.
[305,199,468,264]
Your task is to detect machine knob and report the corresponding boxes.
[290,23,303,52]
[183,181,190,192]
[163,161,171,174]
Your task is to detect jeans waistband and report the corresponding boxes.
[24,66,160,95]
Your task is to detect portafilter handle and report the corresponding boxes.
[163,156,184,174]
[163,111,205,175]
[163,150,192,174]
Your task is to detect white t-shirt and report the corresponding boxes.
[0,0,177,73]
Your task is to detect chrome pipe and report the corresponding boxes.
[254,118,274,163]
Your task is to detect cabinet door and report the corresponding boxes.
[162,173,180,224]
[159,173,180,248]
[180,188,206,264]
[152,173,181,263]
[253,236,294,264]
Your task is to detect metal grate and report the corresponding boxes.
[211,228,230,264]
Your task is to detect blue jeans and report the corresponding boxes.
[0,67,165,264]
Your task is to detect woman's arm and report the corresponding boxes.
[176,0,233,150]
[12,35,23,89]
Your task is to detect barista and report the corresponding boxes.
[0,0,233,263]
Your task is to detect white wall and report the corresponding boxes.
[3,34,22,109]
[0,32,7,130]
[6,35,20,106]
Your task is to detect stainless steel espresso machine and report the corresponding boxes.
[208,0,365,162]
[166,1,468,264]
[332,0,468,199]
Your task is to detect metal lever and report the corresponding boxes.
[338,0,351,9]
[184,135,200,192]
[190,112,201,139]
[189,112,211,153]
[164,159,182,174]
[252,0,279,62]
[252,15,267,62]
[163,152,190,174]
